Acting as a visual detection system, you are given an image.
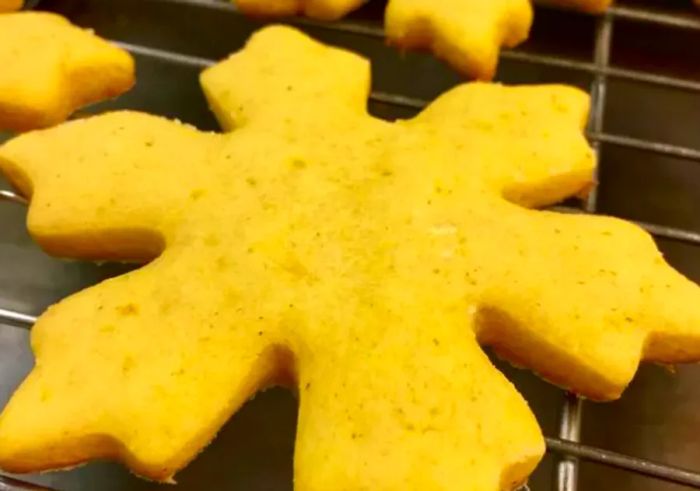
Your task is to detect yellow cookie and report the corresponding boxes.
[541,0,612,13]
[234,0,700,78]
[0,12,134,132]
[0,0,22,12]
[385,0,532,80]
[2,26,700,491]
[235,0,532,79]
[235,0,363,19]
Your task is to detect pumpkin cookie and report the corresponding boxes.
[0,12,134,132]
[1,26,699,490]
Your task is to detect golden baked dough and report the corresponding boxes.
[2,26,700,490]
[384,0,532,80]
[0,0,22,12]
[235,0,532,79]
[0,12,134,132]
[236,0,363,19]
[541,0,612,12]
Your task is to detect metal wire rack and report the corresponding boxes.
[2,0,700,490]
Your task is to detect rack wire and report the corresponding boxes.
[3,0,700,490]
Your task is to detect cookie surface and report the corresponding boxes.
[1,25,700,490]
[0,12,134,132]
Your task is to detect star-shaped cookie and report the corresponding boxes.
[0,12,134,132]
[1,25,700,491]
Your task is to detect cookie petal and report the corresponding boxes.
[0,13,134,132]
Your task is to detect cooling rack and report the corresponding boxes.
[2,0,700,490]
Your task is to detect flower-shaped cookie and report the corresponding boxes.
[1,26,699,491]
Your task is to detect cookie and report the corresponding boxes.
[235,0,700,79]
[0,12,134,132]
[542,0,613,13]
[2,26,700,490]
[235,0,363,20]
[549,0,693,13]
[0,0,22,12]
[385,0,533,80]
[235,0,532,79]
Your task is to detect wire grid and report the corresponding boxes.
[2,1,700,490]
